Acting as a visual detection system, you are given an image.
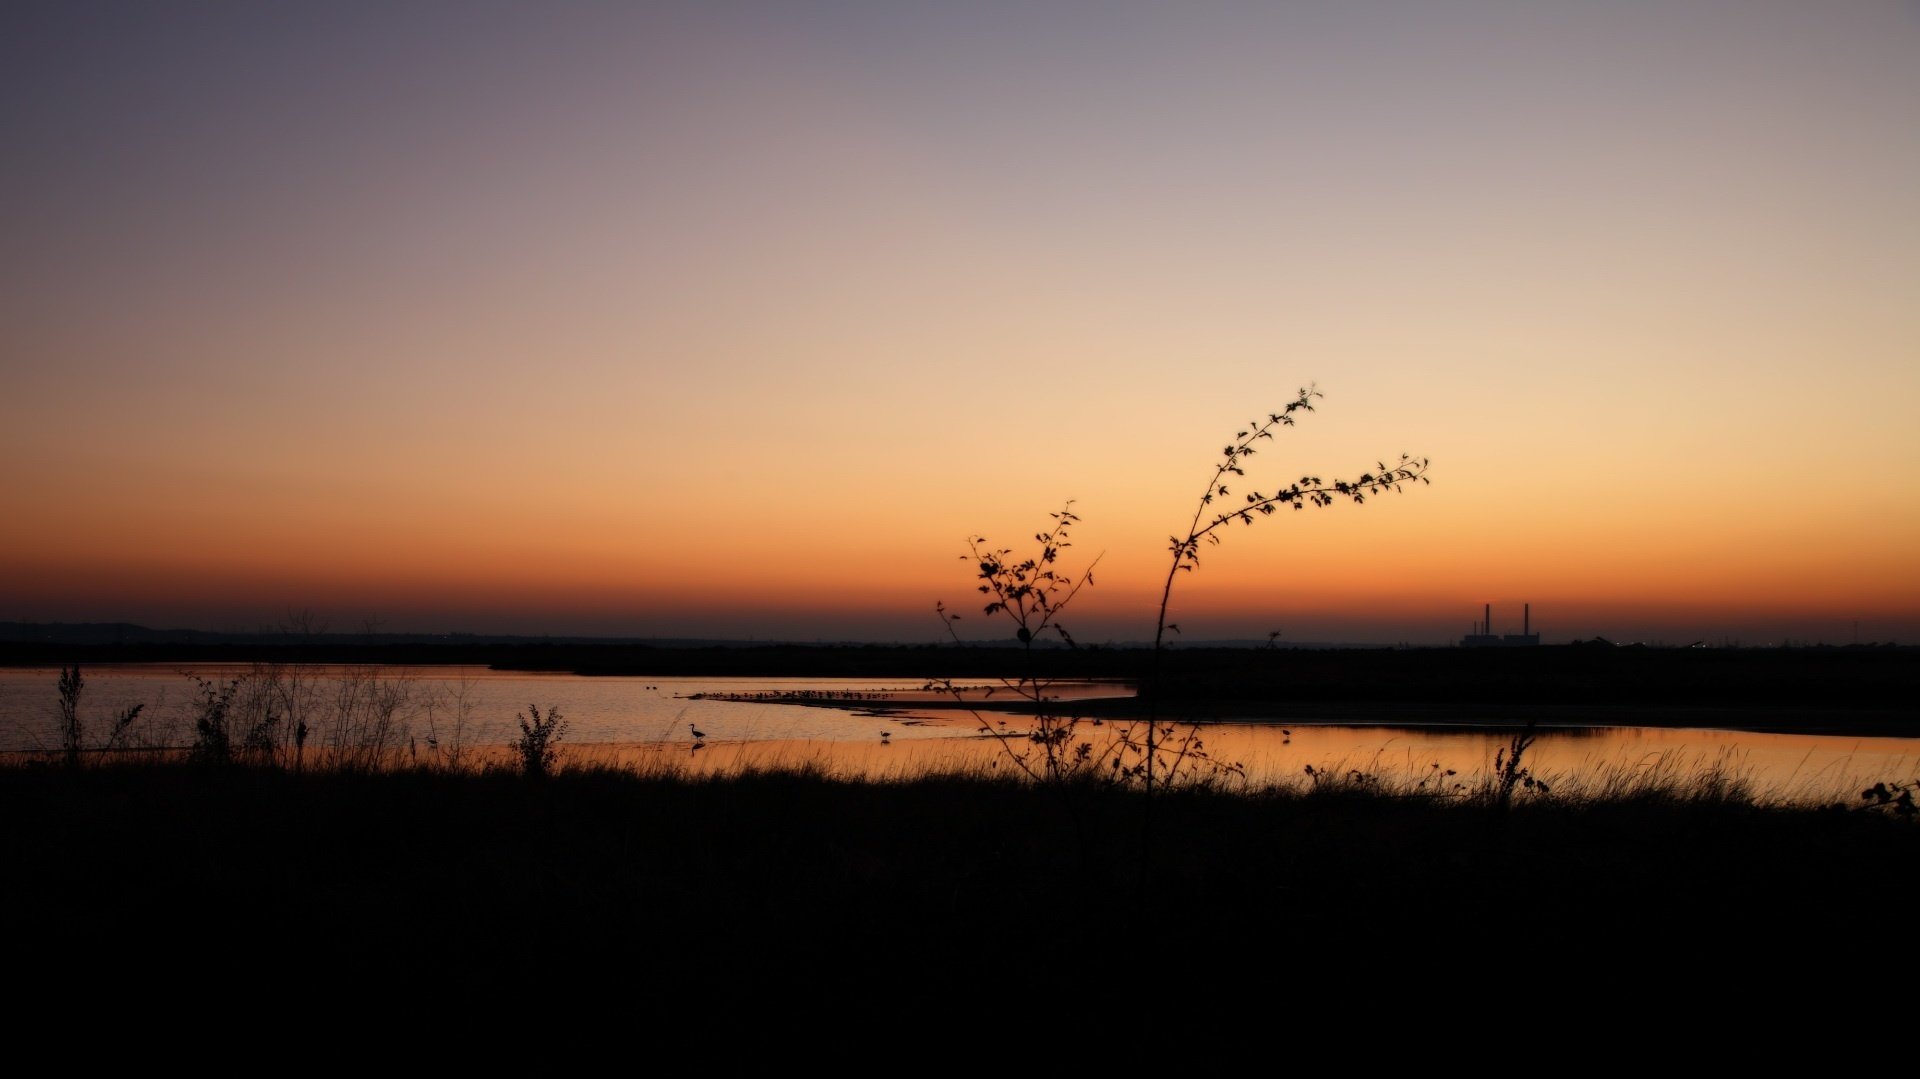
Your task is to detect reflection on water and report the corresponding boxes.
[555,724,1920,808]
[1150,723,1920,805]
[2,664,1913,805]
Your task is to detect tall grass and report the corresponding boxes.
[13,666,1914,816]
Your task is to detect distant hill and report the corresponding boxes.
[0,621,821,649]
[0,621,1389,651]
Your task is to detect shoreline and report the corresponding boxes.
[684,689,1920,739]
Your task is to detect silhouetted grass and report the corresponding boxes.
[5,751,1914,1008]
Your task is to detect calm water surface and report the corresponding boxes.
[2,664,1912,803]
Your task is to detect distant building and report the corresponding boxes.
[1461,603,1540,648]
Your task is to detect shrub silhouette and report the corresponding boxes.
[49,665,143,765]
[186,674,245,767]
[934,502,1105,784]
[513,704,568,778]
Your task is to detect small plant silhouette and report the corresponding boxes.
[933,502,1106,784]
[186,674,245,767]
[101,700,146,758]
[50,665,143,765]
[513,704,568,778]
[1491,719,1548,810]
[1856,779,1916,817]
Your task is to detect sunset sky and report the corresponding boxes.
[4,2,1917,645]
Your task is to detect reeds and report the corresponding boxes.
[14,664,1913,815]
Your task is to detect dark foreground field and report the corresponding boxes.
[8,642,1916,1025]
[7,759,1916,1012]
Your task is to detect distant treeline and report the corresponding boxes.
[4,629,1916,725]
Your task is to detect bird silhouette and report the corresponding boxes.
[689,722,707,740]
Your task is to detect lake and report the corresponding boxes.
[3,663,1913,803]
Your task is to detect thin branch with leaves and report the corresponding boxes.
[1142,385,1429,792]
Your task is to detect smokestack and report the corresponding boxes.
[1524,603,1530,636]
[1484,603,1491,637]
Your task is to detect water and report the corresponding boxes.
[4,663,1914,803]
